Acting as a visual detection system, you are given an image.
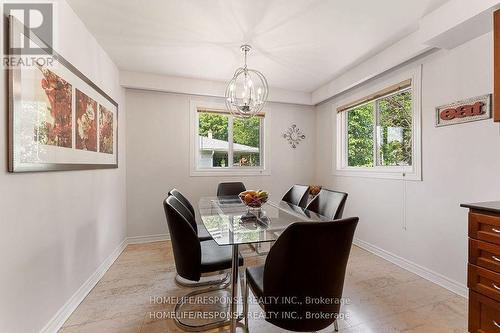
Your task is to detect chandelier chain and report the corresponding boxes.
[243,48,247,69]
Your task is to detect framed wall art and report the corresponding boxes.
[8,16,118,172]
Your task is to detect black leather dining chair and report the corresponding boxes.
[168,188,212,241]
[281,184,309,208]
[164,195,244,281]
[216,182,246,196]
[306,188,348,220]
[244,217,358,332]
[163,196,244,330]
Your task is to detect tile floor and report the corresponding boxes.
[59,241,467,333]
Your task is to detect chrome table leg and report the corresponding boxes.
[230,244,239,332]
[243,279,249,330]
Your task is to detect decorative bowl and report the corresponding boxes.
[238,190,269,208]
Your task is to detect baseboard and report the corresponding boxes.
[126,233,170,244]
[40,238,128,333]
[353,238,468,298]
[39,233,171,333]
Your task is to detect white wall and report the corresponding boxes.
[0,3,492,331]
[126,90,316,238]
[0,1,126,332]
[315,32,498,293]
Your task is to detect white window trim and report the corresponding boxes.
[333,66,422,181]
[189,99,271,177]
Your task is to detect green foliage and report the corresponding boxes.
[377,90,412,166]
[347,103,374,167]
[233,117,261,166]
[198,112,261,167]
[212,152,228,167]
[347,89,412,167]
[198,113,228,141]
[198,113,261,148]
[233,117,260,148]
[233,152,260,166]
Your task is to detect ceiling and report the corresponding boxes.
[67,0,450,92]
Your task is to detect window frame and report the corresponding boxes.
[189,99,270,177]
[334,67,422,181]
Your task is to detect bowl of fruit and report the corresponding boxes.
[239,190,269,209]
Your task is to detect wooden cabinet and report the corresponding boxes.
[469,291,500,332]
[462,202,500,332]
[495,9,500,122]
[468,264,500,303]
[469,239,500,274]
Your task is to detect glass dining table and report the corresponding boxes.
[198,195,331,332]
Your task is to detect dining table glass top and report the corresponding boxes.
[198,195,331,246]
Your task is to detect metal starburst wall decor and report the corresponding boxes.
[282,124,306,148]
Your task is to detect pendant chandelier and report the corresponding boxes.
[225,44,269,118]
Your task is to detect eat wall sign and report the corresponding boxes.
[435,94,491,127]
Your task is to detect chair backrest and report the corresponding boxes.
[216,182,246,196]
[281,184,309,208]
[168,188,198,233]
[306,188,348,220]
[169,188,195,217]
[163,196,201,281]
[263,217,358,332]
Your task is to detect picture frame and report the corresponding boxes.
[8,15,119,172]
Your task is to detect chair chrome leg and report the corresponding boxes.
[174,284,231,332]
[334,319,339,332]
[175,271,230,288]
[173,270,236,331]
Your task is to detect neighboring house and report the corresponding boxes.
[199,135,259,167]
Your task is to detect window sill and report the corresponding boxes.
[333,167,421,181]
[190,168,271,177]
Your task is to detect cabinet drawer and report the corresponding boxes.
[469,290,500,332]
[469,264,500,302]
[470,212,500,245]
[470,239,500,273]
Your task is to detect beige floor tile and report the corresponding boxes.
[59,313,144,333]
[59,241,467,333]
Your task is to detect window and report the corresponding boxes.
[346,88,412,167]
[336,75,421,180]
[194,108,264,172]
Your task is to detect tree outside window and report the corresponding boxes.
[197,111,263,168]
[346,88,412,168]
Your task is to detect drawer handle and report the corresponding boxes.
[492,256,500,262]
[494,320,500,328]
[492,228,500,233]
[493,283,500,291]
